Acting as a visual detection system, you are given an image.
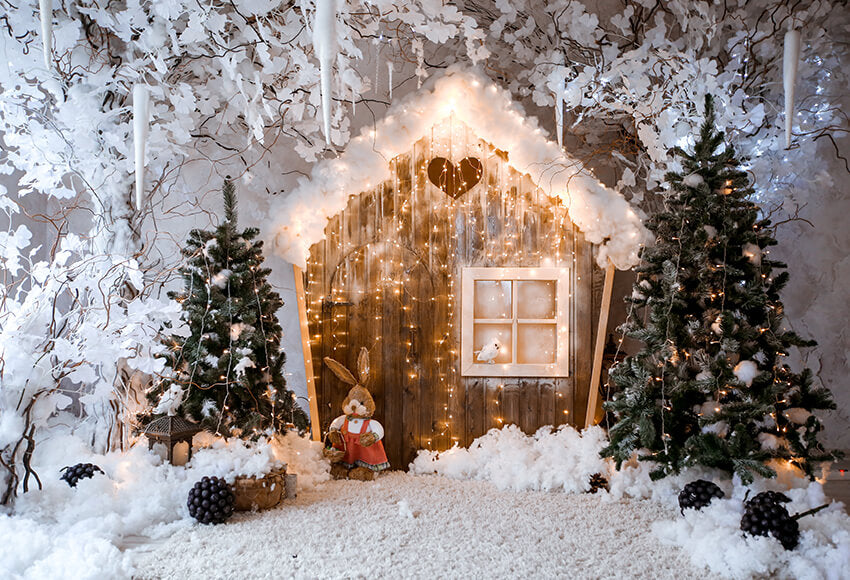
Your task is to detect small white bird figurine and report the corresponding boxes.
[475,339,502,364]
[154,384,185,416]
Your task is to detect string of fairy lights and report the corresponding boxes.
[305,115,580,451]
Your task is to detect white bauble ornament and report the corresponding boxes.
[783,25,802,149]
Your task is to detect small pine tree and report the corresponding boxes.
[601,97,839,483]
[147,179,308,437]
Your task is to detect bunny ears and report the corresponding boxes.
[324,347,370,386]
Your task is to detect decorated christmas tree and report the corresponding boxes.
[601,97,838,483]
[147,180,308,436]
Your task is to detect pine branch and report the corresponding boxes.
[223,179,237,225]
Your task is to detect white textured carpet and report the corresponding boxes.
[129,472,718,579]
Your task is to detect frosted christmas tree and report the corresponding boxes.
[601,97,839,483]
[146,180,307,436]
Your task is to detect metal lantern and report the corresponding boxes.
[143,416,202,466]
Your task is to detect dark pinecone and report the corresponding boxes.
[745,490,792,511]
[678,479,725,513]
[588,473,609,494]
[60,463,104,487]
[741,496,799,550]
[187,476,235,525]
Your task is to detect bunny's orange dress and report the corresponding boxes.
[334,417,390,472]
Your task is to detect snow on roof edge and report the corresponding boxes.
[271,66,648,270]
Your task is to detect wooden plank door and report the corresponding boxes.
[320,242,443,471]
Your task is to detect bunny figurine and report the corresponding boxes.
[323,348,390,481]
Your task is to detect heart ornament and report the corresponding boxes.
[427,157,482,198]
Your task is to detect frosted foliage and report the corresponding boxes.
[516,280,556,319]
[517,324,556,364]
[473,324,511,364]
[473,280,511,319]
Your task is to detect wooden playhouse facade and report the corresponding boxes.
[284,71,645,470]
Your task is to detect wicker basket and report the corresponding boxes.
[232,467,287,511]
[323,432,346,463]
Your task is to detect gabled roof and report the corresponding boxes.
[272,67,647,269]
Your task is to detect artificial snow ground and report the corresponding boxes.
[2,425,848,579]
[129,472,713,580]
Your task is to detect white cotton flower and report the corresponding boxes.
[783,408,812,425]
[230,323,250,341]
[201,399,218,418]
[682,173,704,187]
[202,238,217,257]
[733,360,759,386]
[742,242,762,265]
[633,279,652,300]
[234,356,256,378]
[701,421,729,438]
[695,401,721,417]
[757,432,786,450]
[211,269,232,288]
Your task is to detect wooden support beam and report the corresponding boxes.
[585,261,616,429]
[293,264,322,441]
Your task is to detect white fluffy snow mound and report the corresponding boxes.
[410,423,610,493]
[412,423,850,579]
[654,481,850,579]
[0,431,327,579]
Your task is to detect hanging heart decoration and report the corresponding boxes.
[427,157,482,198]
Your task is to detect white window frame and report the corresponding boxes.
[461,267,570,377]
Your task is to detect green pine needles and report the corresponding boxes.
[146,179,308,437]
[601,97,839,483]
